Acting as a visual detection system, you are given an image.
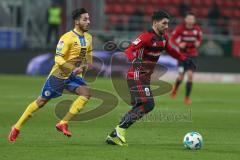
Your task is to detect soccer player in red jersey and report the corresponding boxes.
[170,13,202,104]
[106,10,196,146]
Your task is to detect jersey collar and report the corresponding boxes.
[72,29,84,37]
[149,28,164,37]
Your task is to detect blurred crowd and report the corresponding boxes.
[112,1,230,35]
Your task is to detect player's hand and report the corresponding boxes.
[179,42,186,49]
[132,58,142,70]
[87,63,93,70]
[185,57,197,70]
[72,67,83,76]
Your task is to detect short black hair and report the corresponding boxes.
[185,12,195,17]
[152,10,170,22]
[72,8,88,20]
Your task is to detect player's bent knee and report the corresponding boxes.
[83,93,91,99]
[143,99,155,113]
[188,78,193,82]
[36,97,48,108]
[188,74,193,82]
[75,86,91,99]
[81,88,91,99]
[84,88,91,99]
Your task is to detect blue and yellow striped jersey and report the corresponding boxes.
[49,29,93,79]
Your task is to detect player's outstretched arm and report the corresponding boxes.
[165,39,186,61]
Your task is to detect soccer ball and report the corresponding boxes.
[183,131,203,150]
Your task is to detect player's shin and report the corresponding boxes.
[175,78,182,91]
[60,96,89,124]
[108,102,154,144]
[15,100,39,130]
[186,81,193,97]
[171,77,183,98]
[174,76,183,92]
[119,100,154,128]
[118,106,145,129]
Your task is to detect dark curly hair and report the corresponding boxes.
[72,8,88,20]
[152,10,170,22]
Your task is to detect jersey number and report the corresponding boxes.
[144,87,151,96]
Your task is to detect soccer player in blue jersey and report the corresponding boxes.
[9,8,93,142]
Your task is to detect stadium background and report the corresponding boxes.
[0,0,240,160]
[1,0,240,75]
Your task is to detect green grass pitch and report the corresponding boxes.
[0,75,240,160]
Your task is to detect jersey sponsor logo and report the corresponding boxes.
[182,37,197,42]
[133,38,141,45]
[80,48,87,57]
[147,52,161,57]
[44,90,51,97]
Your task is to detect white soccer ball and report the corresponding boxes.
[183,131,203,150]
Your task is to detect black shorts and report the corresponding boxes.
[178,56,197,73]
[127,78,154,106]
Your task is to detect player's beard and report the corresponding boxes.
[158,28,165,34]
[80,25,89,32]
[159,26,168,34]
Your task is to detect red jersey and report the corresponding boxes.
[170,24,202,57]
[125,29,186,80]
